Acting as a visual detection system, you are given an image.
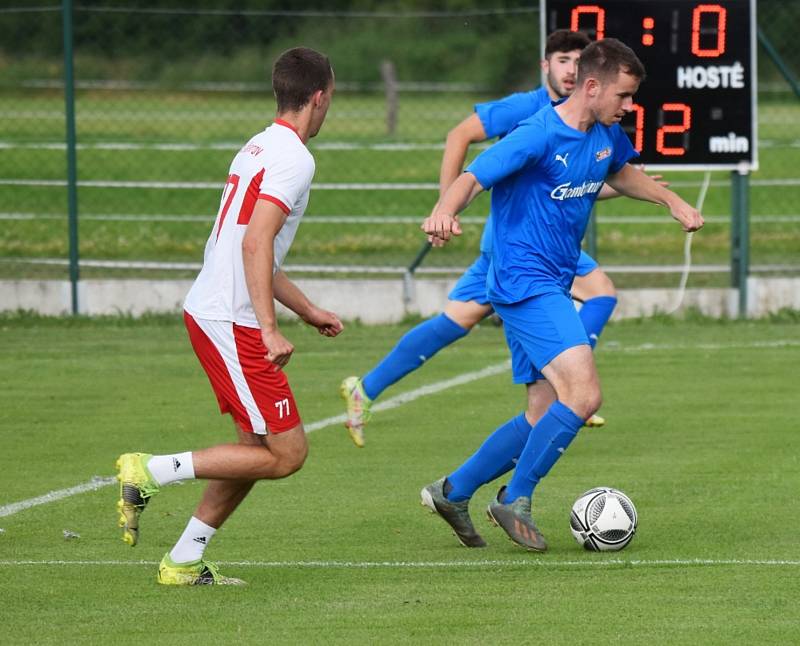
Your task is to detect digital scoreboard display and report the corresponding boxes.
[542,0,757,170]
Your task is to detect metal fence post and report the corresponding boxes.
[730,168,750,318]
[62,0,80,314]
[403,240,433,308]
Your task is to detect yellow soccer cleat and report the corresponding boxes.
[157,553,246,586]
[584,413,606,428]
[115,452,160,546]
[339,376,372,448]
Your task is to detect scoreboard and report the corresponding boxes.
[541,0,758,170]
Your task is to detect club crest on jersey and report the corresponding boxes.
[595,147,611,162]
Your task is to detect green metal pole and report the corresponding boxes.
[730,170,750,318]
[758,28,800,99]
[403,240,433,307]
[407,240,433,275]
[63,0,79,314]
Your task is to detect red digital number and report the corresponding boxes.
[215,173,239,241]
[656,103,692,156]
[630,104,645,152]
[570,5,605,40]
[692,4,727,58]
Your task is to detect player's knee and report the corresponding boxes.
[575,270,616,300]
[269,443,307,478]
[584,389,602,418]
[588,271,616,298]
[265,425,308,478]
[563,386,601,420]
[277,449,307,478]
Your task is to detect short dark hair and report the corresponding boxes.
[544,29,591,58]
[272,47,333,113]
[577,38,646,83]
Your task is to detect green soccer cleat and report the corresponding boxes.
[339,376,372,448]
[584,413,606,428]
[157,553,246,586]
[486,486,548,552]
[115,452,160,547]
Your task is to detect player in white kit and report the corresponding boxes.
[115,47,342,585]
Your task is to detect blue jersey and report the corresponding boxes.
[467,104,637,304]
[474,87,552,252]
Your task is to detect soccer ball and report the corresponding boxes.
[569,487,638,552]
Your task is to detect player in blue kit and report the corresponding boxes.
[340,30,649,447]
[420,38,703,550]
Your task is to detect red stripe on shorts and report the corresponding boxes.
[232,324,301,434]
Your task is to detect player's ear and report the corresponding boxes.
[540,58,549,75]
[311,89,324,107]
[585,78,600,97]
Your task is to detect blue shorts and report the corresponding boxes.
[494,292,590,385]
[576,250,599,277]
[448,252,492,306]
[450,250,598,305]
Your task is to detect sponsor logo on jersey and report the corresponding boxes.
[555,152,569,167]
[550,180,604,201]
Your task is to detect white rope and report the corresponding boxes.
[667,171,712,314]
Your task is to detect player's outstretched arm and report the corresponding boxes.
[598,165,668,200]
[422,172,484,247]
[440,114,488,198]
[273,270,343,338]
[606,164,704,232]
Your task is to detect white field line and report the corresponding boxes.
[603,339,800,353]
[0,360,510,519]
[2,338,799,520]
[0,476,116,519]
[304,360,510,433]
[0,558,798,569]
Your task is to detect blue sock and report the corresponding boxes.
[445,413,532,502]
[579,296,617,349]
[503,401,584,504]
[361,313,468,400]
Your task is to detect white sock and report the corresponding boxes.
[169,516,216,564]
[146,452,195,486]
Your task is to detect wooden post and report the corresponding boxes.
[381,60,398,136]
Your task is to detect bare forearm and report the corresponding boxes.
[273,271,313,320]
[607,164,703,232]
[597,183,619,200]
[439,131,471,197]
[607,166,676,208]
[437,172,482,216]
[439,114,487,199]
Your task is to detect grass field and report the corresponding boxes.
[1,312,799,644]
[1,90,799,285]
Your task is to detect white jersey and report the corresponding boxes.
[184,120,315,327]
